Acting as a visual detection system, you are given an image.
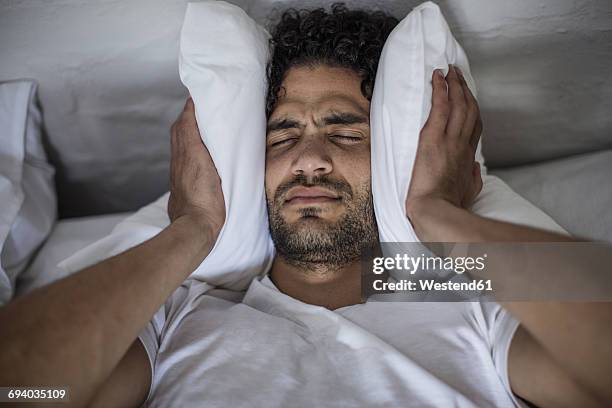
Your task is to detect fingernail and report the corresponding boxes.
[435,69,444,78]
[456,66,464,78]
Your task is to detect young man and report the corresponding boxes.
[1,5,610,407]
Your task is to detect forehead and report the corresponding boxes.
[270,65,370,119]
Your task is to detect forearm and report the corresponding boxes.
[407,197,574,243]
[0,215,214,406]
[408,198,612,402]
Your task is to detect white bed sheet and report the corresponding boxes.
[16,213,130,296]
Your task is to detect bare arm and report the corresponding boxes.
[406,66,612,407]
[0,99,224,407]
[408,197,612,406]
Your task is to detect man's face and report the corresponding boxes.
[265,65,379,267]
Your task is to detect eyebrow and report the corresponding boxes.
[267,111,369,133]
[266,118,302,133]
[322,112,369,126]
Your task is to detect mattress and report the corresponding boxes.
[16,213,130,296]
[492,149,612,243]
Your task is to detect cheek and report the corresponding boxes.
[334,147,371,186]
[264,172,275,201]
[265,156,287,199]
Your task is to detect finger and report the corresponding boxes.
[472,161,483,198]
[463,161,483,208]
[176,97,195,129]
[169,125,178,186]
[470,117,483,151]
[423,69,450,136]
[456,67,479,145]
[175,101,203,149]
[184,96,194,113]
[445,65,467,140]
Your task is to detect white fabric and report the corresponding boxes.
[59,1,275,291]
[178,1,274,288]
[138,275,522,407]
[59,0,565,293]
[371,1,566,243]
[0,80,56,305]
[16,213,129,296]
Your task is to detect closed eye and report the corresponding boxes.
[270,137,298,147]
[330,134,363,143]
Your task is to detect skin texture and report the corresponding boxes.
[406,67,483,211]
[265,66,378,310]
[0,65,610,408]
[167,98,225,237]
[404,66,612,407]
[0,100,222,408]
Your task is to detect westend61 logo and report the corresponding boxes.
[366,252,493,297]
[372,253,487,275]
[363,242,612,301]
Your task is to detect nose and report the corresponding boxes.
[291,137,332,179]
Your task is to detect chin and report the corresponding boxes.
[292,216,330,228]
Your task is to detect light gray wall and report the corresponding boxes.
[1,0,611,216]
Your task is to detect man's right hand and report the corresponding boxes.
[0,97,227,408]
[168,98,226,243]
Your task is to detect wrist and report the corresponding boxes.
[406,196,427,224]
[406,196,442,223]
[172,214,219,258]
[406,197,456,242]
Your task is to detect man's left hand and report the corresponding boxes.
[406,65,483,220]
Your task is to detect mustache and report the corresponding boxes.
[274,174,354,203]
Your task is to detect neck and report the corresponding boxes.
[269,256,363,310]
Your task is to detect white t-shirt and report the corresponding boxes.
[138,275,523,407]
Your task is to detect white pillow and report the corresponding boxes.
[0,80,57,305]
[60,1,275,291]
[60,1,565,291]
[371,1,565,243]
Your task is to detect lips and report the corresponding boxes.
[285,186,340,205]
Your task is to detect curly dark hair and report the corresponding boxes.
[265,3,399,117]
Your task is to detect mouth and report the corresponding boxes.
[284,186,341,206]
[286,196,340,205]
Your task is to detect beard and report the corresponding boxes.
[266,174,379,268]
